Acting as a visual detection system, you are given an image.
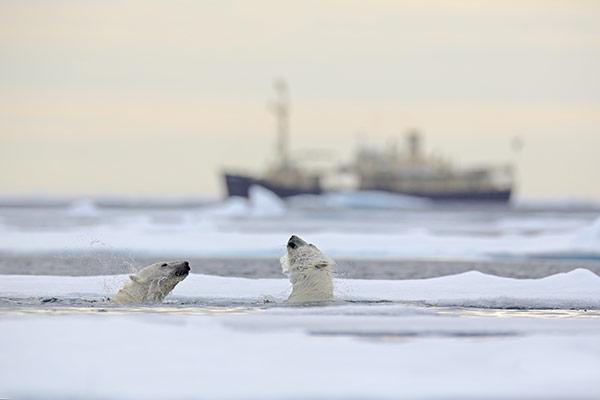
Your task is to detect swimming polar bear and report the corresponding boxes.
[112,260,190,304]
[280,235,334,303]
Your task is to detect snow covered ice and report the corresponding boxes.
[3,311,600,400]
[1,193,600,399]
[2,270,600,399]
[1,190,600,260]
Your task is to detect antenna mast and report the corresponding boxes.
[272,79,290,168]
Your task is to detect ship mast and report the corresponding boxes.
[271,79,290,168]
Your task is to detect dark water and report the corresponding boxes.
[1,253,599,279]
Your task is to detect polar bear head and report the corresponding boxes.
[112,260,190,304]
[280,235,334,303]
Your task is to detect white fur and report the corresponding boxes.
[281,238,334,303]
[112,261,189,304]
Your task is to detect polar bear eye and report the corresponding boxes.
[161,263,168,267]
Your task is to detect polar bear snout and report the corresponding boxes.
[287,235,307,250]
[174,261,191,277]
[162,260,190,277]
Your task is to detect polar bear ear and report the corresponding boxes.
[129,274,141,283]
[314,255,334,269]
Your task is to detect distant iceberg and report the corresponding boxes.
[66,198,100,218]
[247,185,286,217]
[289,190,431,210]
[202,185,286,218]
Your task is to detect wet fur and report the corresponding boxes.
[112,261,189,304]
[281,237,334,303]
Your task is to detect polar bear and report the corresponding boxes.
[112,260,190,304]
[280,235,334,303]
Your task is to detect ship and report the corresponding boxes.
[223,81,514,202]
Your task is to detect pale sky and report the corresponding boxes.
[1,0,599,199]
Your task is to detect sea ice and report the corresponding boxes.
[2,268,599,309]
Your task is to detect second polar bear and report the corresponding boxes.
[112,260,190,304]
[280,235,334,303]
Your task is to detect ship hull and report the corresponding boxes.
[224,173,511,202]
[370,187,512,202]
[224,173,322,198]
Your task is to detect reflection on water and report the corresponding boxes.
[2,296,599,318]
[0,306,260,316]
[0,296,271,315]
[440,307,600,319]
[309,330,521,340]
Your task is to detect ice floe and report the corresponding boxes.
[2,268,599,309]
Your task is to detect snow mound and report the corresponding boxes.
[345,268,600,309]
[247,185,286,217]
[289,190,430,210]
[201,186,286,218]
[575,216,600,245]
[204,197,248,217]
[66,198,100,217]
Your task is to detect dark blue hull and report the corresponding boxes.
[364,185,512,202]
[224,173,322,198]
[224,173,511,202]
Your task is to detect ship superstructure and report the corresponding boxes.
[351,131,513,201]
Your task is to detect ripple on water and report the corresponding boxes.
[1,296,600,318]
